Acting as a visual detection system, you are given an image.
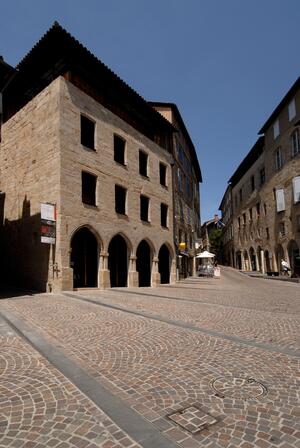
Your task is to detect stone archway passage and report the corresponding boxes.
[264,250,271,272]
[136,240,152,287]
[71,228,98,288]
[108,235,128,287]
[158,244,170,284]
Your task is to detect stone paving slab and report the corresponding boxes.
[2,273,300,448]
[0,316,142,448]
[70,267,300,351]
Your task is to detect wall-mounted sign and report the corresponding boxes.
[41,203,56,244]
[179,242,186,250]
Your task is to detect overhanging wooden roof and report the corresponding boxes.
[2,22,175,143]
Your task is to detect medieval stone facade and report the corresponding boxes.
[220,78,300,276]
[150,103,202,279]
[0,23,201,291]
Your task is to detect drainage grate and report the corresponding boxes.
[168,406,218,434]
[211,375,268,400]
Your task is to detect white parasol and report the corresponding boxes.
[196,250,215,258]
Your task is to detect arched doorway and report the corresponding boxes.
[136,240,152,287]
[108,234,128,287]
[257,246,262,272]
[276,244,284,273]
[249,247,256,271]
[288,240,300,277]
[264,250,271,272]
[243,250,249,270]
[158,244,170,284]
[236,251,242,270]
[71,227,98,288]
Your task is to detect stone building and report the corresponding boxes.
[220,77,300,276]
[149,103,202,278]
[0,23,180,291]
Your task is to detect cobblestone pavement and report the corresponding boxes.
[1,268,300,447]
[0,317,141,448]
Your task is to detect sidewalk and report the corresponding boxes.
[240,270,300,283]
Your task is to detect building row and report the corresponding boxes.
[0,23,202,292]
[219,77,300,276]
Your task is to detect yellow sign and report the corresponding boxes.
[179,242,186,250]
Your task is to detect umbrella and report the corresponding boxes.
[196,250,215,258]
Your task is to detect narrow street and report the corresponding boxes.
[1,269,300,448]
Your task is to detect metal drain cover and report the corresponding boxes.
[168,406,217,434]
[211,376,267,399]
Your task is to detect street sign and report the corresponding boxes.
[41,203,56,244]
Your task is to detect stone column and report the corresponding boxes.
[255,253,259,272]
[192,256,196,276]
[241,251,245,271]
[170,258,177,284]
[98,251,110,289]
[128,255,138,287]
[260,250,265,274]
[272,251,278,272]
[152,257,160,287]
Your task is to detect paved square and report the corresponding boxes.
[1,267,300,447]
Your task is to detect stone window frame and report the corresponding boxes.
[115,184,127,216]
[274,147,283,171]
[291,128,300,158]
[140,195,150,223]
[80,114,96,151]
[113,134,127,166]
[81,171,97,207]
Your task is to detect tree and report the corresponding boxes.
[208,228,223,263]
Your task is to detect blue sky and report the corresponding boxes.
[1,0,300,222]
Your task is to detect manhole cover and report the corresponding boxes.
[168,406,217,434]
[211,376,267,399]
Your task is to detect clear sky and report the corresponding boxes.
[1,0,300,222]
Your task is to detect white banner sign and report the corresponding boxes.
[41,203,56,222]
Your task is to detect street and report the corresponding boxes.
[0,268,300,448]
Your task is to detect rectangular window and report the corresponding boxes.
[82,172,97,206]
[238,217,241,229]
[140,195,149,222]
[161,203,168,227]
[249,208,253,221]
[139,150,148,177]
[292,176,300,203]
[275,188,285,212]
[115,185,127,215]
[279,222,285,237]
[288,98,296,121]
[275,147,283,171]
[243,213,246,225]
[260,167,265,185]
[266,227,270,239]
[273,119,280,139]
[114,135,126,165]
[251,175,255,192]
[239,188,242,203]
[81,115,95,149]
[291,129,300,157]
[264,203,267,215]
[159,163,167,186]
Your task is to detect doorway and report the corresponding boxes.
[158,244,170,284]
[136,240,152,286]
[71,227,98,288]
[108,234,128,287]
